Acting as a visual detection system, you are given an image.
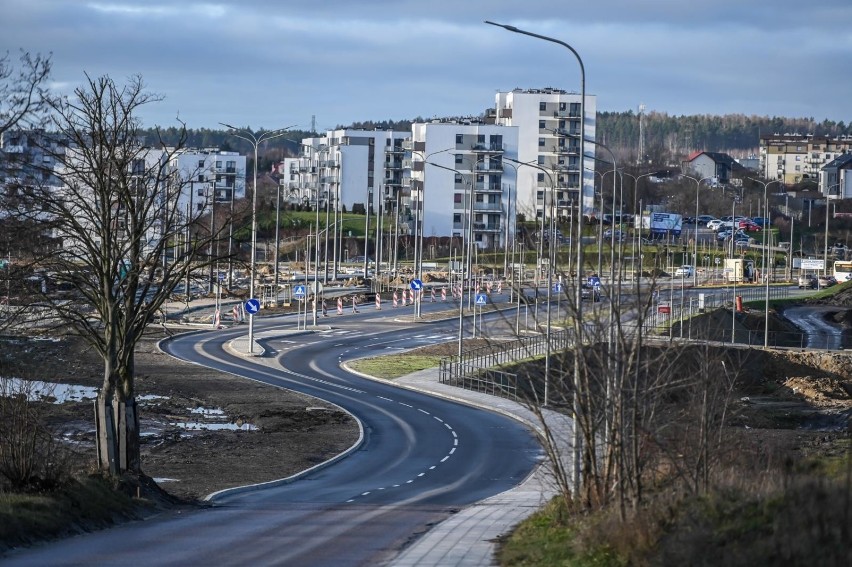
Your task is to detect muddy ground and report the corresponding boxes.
[1,332,358,501]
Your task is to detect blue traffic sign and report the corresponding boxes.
[293,285,306,298]
[410,279,423,291]
[588,275,602,288]
[244,298,260,314]
[553,282,563,292]
[475,293,487,306]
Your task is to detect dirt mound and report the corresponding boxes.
[783,376,852,406]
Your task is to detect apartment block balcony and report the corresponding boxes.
[553,145,580,155]
[473,222,502,232]
[470,143,505,154]
[474,162,503,173]
[553,109,582,119]
[553,163,580,172]
[385,145,406,154]
[474,182,504,193]
[386,159,404,170]
[472,202,503,212]
[553,127,581,137]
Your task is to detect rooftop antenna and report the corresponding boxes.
[311,114,316,134]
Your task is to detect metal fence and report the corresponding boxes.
[436,284,826,400]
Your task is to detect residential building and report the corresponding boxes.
[168,148,245,217]
[492,88,597,217]
[681,151,746,184]
[409,119,518,250]
[820,153,852,200]
[0,129,66,188]
[759,134,852,184]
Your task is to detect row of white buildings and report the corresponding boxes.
[278,88,597,250]
[1,130,246,250]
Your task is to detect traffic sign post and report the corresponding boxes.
[293,285,306,299]
[244,298,260,315]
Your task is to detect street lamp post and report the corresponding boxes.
[487,20,586,493]
[410,147,454,318]
[220,123,295,354]
[747,177,781,347]
[683,174,714,287]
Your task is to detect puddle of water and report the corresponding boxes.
[171,422,258,431]
[138,394,168,402]
[1,377,98,404]
[153,478,180,483]
[190,407,225,416]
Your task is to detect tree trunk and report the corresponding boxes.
[95,393,141,475]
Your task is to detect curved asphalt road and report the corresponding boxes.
[2,303,540,566]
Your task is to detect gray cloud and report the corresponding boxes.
[2,0,850,129]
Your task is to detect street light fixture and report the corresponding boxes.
[220,123,296,354]
[682,174,714,287]
[410,146,454,318]
[747,177,782,347]
[486,20,586,493]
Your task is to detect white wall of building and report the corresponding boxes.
[495,89,597,215]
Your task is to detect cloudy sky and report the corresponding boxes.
[3,0,851,131]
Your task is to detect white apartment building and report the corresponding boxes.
[493,88,597,217]
[169,148,246,217]
[760,134,852,185]
[409,120,518,250]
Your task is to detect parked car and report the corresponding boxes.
[674,265,695,278]
[818,275,837,288]
[798,273,817,289]
[738,220,761,232]
[697,215,717,226]
[580,283,601,302]
[603,229,626,241]
[706,219,724,231]
[734,238,751,248]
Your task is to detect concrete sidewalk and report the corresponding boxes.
[370,368,575,567]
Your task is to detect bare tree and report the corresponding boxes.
[7,74,218,476]
[0,50,52,134]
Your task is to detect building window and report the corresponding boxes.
[197,175,205,182]
[455,174,462,183]
[537,173,545,182]
[538,155,545,165]
[455,154,463,164]
[477,134,485,143]
[559,102,567,111]
[539,120,546,129]
[538,138,545,147]
[453,214,462,224]
[455,134,463,144]
[539,102,546,111]
[795,156,801,161]
[454,193,462,203]
[795,165,801,172]
[198,160,205,168]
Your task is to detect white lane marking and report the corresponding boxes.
[433,416,443,423]
[454,438,458,446]
[406,480,413,484]
[377,396,393,402]
[399,402,413,408]
[418,409,430,415]
[417,473,425,477]
[346,499,354,503]
[429,466,436,470]
[441,456,449,463]
[450,447,456,454]
[393,484,400,487]
[445,423,453,430]
[361,492,370,496]
[451,430,457,438]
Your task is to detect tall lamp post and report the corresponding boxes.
[486,19,586,495]
[683,174,714,287]
[221,123,295,354]
[747,177,782,347]
[410,146,454,318]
